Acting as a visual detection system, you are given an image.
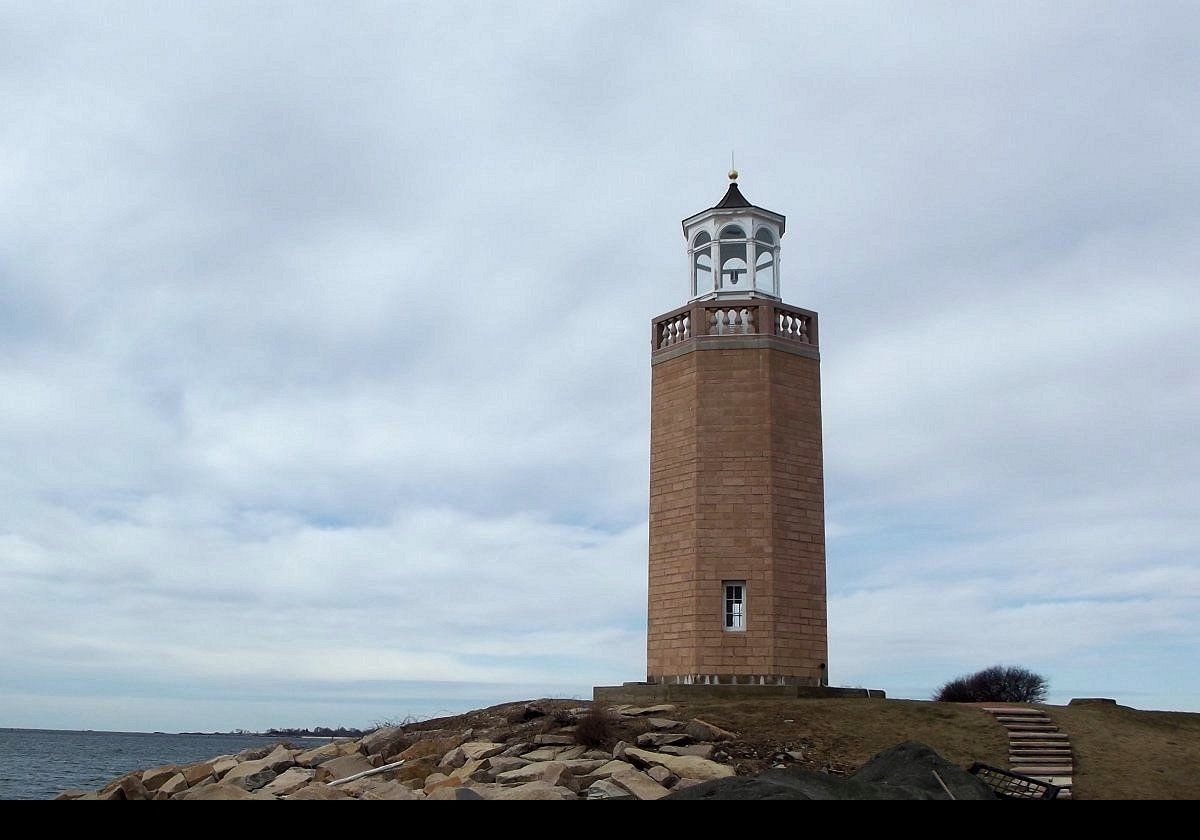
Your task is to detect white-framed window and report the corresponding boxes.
[723,581,746,631]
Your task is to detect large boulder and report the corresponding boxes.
[262,745,298,773]
[684,719,736,742]
[211,756,240,778]
[494,761,571,789]
[359,781,422,800]
[397,736,462,762]
[259,767,317,797]
[636,733,691,748]
[586,779,634,800]
[850,742,996,800]
[361,726,408,758]
[494,781,577,801]
[141,765,180,791]
[221,760,277,791]
[660,744,715,760]
[156,773,189,797]
[623,747,735,781]
[286,784,352,800]
[460,742,506,761]
[321,754,376,782]
[176,783,257,800]
[608,766,670,800]
[182,761,218,786]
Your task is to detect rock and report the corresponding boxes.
[115,772,150,801]
[495,781,577,801]
[485,756,530,775]
[520,746,568,762]
[321,754,376,782]
[581,749,611,761]
[519,702,549,720]
[850,742,996,800]
[424,775,462,796]
[259,767,316,797]
[439,746,467,770]
[361,726,408,757]
[211,756,240,778]
[399,736,461,762]
[423,772,450,789]
[54,789,89,801]
[286,784,352,800]
[556,745,587,761]
[646,718,683,731]
[501,742,532,757]
[637,732,691,748]
[609,766,670,800]
[533,734,575,746]
[685,718,736,742]
[141,765,180,791]
[559,759,609,775]
[393,757,438,784]
[263,745,297,773]
[236,745,275,761]
[647,766,678,787]
[221,760,278,791]
[623,747,735,781]
[591,759,633,778]
[445,757,481,780]
[586,779,634,800]
[182,761,218,786]
[460,741,506,761]
[495,761,571,788]
[157,773,189,797]
[177,784,257,800]
[452,787,487,800]
[295,740,357,767]
[359,781,422,800]
[785,750,805,761]
[661,744,715,760]
[612,741,629,760]
[618,704,676,716]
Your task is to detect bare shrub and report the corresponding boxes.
[934,665,1048,703]
[573,706,616,748]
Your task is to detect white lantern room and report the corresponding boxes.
[682,172,785,302]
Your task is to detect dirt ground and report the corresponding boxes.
[1045,702,1200,800]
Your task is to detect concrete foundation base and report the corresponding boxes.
[593,682,886,705]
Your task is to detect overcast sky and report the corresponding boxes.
[2,2,1197,731]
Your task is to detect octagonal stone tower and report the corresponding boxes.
[646,173,828,687]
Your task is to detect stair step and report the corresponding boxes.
[982,707,1044,715]
[1011,766,1075,776]
[1010,752,1073,760]
[1008,732,1069,740]
[1002,724,1059,731]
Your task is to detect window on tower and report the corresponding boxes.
[723,581,746,631]
[754,228,776,293]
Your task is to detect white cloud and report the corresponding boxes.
[1,2,1197,729]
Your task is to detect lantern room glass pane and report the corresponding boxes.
[693,231,711,248]
[720,241,747,288]
[694,250,713,294]
[755,228,775,245]
[755,244,775,293]
[719,225,746,239]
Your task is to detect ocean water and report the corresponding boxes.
[0,729,295,800]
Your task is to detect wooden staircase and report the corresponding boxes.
[983,706,1073,799]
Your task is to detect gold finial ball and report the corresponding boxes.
[728,168,739,181]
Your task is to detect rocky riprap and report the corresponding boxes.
[56,701,742,801]
[57,700,995,801]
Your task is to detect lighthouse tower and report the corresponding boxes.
[646,172,828,687]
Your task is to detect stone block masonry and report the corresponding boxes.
[647,326,828,686]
